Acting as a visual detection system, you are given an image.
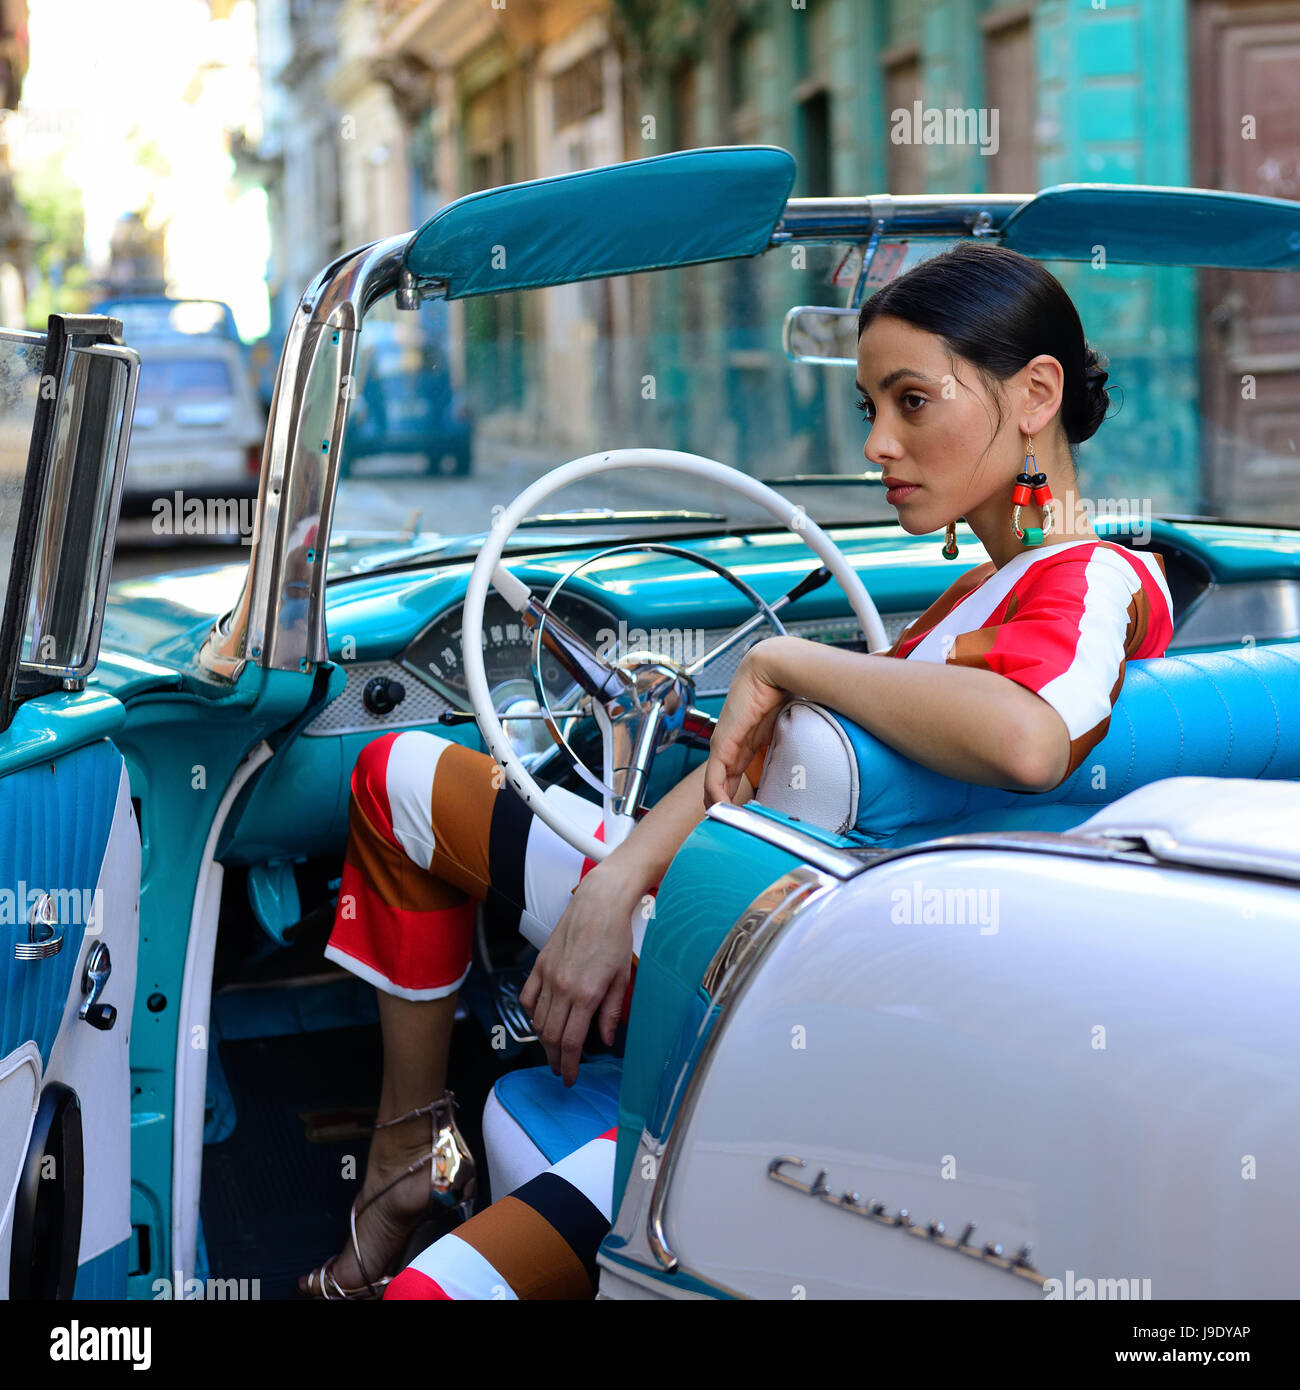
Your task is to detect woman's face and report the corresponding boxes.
[856,314,1011,535]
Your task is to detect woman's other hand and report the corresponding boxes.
[703,638,791,808]
[519,864,641,1086]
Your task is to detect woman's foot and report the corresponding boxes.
[299,1099,474,1299]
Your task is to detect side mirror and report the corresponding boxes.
[782,306,859,367]
[21,339,139,679]
[0,315,139,728]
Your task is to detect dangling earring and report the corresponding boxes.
[1011,433,1057,547]
[941,518,959,559]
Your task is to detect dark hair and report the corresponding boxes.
[856,242,1112,455]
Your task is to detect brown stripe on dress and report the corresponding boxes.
[944,625,1000,669]
[345,797,466,911]
[1123,586,1150,657]
[427,740,499,899]
[1058,661,1129,785]
[451,1194,593,1300]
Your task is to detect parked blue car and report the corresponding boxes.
[3,148,1299,1303]
[339,318,474,479]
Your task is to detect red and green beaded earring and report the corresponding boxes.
[1011,434,1057,547]
[941,518,959,559]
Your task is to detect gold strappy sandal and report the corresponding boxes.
[301,1090,477,1300]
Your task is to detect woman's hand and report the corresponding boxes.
[703,638,791,807]
[519,863,643,1086]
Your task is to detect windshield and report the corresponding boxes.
[329,238,1300,572]
[0,332,47,607]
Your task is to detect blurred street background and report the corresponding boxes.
[0,0,1296,579]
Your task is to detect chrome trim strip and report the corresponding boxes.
[598,865,838,1292]
[646,867,837,1275]
[199,234,413,680]
[704,801,863,878]
[774,193,1031,241]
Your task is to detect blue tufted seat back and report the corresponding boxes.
[817,642,1300,847]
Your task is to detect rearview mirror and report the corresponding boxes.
[782,306,860,367]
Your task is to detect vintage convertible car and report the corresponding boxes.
[2,147,1298,1301]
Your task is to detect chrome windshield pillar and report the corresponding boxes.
[199,233,420,680]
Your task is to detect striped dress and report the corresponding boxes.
[324,536,1174,1300]
[881,538,1174,787]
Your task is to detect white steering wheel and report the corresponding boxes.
[462,449,887,863]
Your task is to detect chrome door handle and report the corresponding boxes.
[14,893,63,961]
[79,941,116,1030]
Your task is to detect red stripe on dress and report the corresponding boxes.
[349,732,404,852]
[327,860,474,992]
[980,549,1101,694]
[577,820,607,880]
[384,1267,451,1300]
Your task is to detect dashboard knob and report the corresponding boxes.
[363,675,407,715]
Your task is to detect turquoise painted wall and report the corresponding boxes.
[629,0,1203,511]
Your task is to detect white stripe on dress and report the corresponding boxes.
[384,730,451,869]
[521,782,605,928]
[548,1131,618,1219]
[1036,548,1142,737]
[322,942,471,1002]
[403,1231,519,1300]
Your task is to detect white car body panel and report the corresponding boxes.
[633,779,1300,1300]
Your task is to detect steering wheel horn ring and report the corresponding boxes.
[530,540,788,811]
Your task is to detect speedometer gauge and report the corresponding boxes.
[399,591,613,714]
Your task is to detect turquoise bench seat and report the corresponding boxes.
[822,642,1300,846]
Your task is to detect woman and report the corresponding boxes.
[301,242,1174,1298]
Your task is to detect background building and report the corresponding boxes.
[237,0,1300,517]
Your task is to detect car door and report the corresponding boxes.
[0,314,142,1300]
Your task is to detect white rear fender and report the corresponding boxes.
[645,842,1300,1299]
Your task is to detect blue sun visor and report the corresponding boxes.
[1002,184,1300,270]
[403,146,797,298]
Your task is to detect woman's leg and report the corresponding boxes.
[303,729,612,1293]
[384,1127,619,1300]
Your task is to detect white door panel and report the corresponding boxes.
[43,765,140,1275]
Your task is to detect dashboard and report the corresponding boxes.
[305,582,899,749]
[300,520,1300,756]
[209,517,1300,869]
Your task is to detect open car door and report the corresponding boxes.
[0,315,142,1300]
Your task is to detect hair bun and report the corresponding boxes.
[1072,345,1111,443]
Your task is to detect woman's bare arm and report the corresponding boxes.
[522,759,757,1084]
[589,759,753,898]
[704,634,1070,806]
